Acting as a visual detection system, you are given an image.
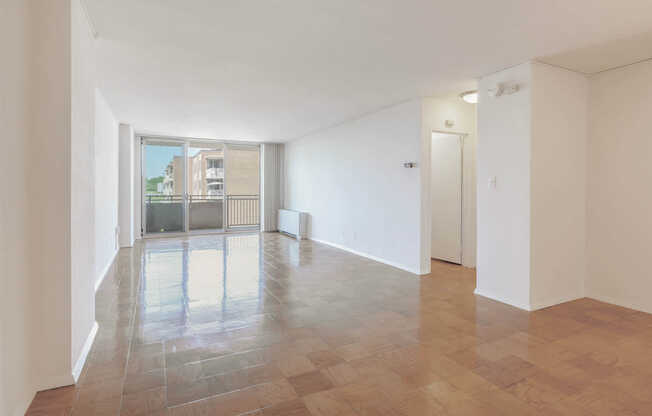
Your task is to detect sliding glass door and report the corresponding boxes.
[143,140,185,234]
[225,144,260,229]
[142,137,260,237]
[188,142,225,231]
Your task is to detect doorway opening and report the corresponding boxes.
[141,137,260,237]
[431,131,466,264]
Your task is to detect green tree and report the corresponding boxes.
[146,176,164,193]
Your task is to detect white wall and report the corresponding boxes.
[285,100,424,273]
[16,0,102,395]
[94,90,119,288]
[0,1,36,414]
[476,63,533,310]
[587,60,652,313]
[30,0,74,391]
[421,98,477,269]
[530,62,588,309]
[284,98,477,274]
[70,0,98,379]
[119,124,135,247]
[477,62,588,311]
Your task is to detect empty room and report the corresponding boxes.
[3,1,652,415]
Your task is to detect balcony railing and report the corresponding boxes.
[189,195,223,230]
[145,194,184,233]
[144,194,260,231]
[226,195,260,227]
[146,194,183,203]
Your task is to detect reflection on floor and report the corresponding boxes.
[28,233,652,415]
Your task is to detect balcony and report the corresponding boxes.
[206,167,224,179]
[144,194,259,232]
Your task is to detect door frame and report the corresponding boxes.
[140,135,261,239]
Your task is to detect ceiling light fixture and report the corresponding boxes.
[460,90,478,104]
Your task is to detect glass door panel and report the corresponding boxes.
[144,141,185,234]
[188,142,224,231]
[225,144,260,229]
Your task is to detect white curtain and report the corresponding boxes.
[260,143,284,231]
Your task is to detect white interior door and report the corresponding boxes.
[431,133,462,264]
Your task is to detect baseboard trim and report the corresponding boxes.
[474,288,587,312]
[586,292,652,315]
[473,288,532,311]
[530,293,583,311]
[72,321,98,383]
[95,249,118,293]
[34,373,75,393]
[309,237,422,275]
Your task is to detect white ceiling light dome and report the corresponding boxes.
[460,90,478,104]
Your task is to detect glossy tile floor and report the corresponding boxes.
[28,233,652,415]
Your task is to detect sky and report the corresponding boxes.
[145,144,182,179]
[145,144,209,179]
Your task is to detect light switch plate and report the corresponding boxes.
[488,176,497,189]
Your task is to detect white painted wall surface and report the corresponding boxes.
[70,0,97,377]
[284,100,424,273]
[477,62,588,311]
[94,89,119,287]
[421,98,477,270]
[30,0,74,391]
[530,62,588,310]
[2,1,131,409]
[587,60,652,313]
[23,0,101,389]
[119,124,135,247]
[0,1,37,413]
[476,63,532,310]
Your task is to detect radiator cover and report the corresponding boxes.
[278,209,308,239]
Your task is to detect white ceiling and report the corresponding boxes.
[539,30,652,74]
[86,0,652,142]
